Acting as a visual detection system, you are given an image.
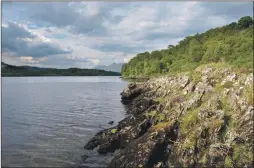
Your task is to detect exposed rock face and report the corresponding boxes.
[120,83,145,104]
[84,65,253,168]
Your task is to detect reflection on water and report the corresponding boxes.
[2,76,128,167]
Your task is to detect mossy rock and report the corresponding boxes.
[150,121,171,131]
[111,129,117,134]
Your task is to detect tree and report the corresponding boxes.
[121,17,253,77]
[168,44,174,49]
[151,50,163,59]
[226,22,237,29]
[237,16,253,29]
[189,45,203,62]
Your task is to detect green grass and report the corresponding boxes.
[224,156,233,167]
[223,81,234,88]
[232,143,253,167]
[145,110,166,122]
[218,97,235,140]
[215,84,224,93]
[181,128,199,149]
[150,121,171,131]
[200,154,207,164]
[180,108,200,135]
[157,113,166,122]
[188,71,202,84]
[242,84,253,105]
[154,97,167,103]
[210,120,224,129]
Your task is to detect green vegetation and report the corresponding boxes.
[224,156,233,167]
[180,108,200,135]
[218,96,235,142]
[154,97,167,103]
[210,120,224,129]
[242,83,253,105]
[157,113,166,122]
[150,121,171,131]
[1,62,120,77]
[188,71,202,84]
[111,129,117,134]
[121,16,253,78]
[144,110,158,118]
[222,81,234,88]
[232,143,253,167]
[144,110,166,122]
[215,83,224,93]
[200,154,207,164]
[182,131,197,149]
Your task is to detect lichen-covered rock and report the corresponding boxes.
[121,83,144,104]
[83,65,253,168]
[108,123,175,168]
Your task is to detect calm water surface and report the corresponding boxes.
[2,76,128,167]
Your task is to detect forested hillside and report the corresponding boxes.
[121,16,253,78]
[1,62,120,76]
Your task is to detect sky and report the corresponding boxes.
[1,2,253,69]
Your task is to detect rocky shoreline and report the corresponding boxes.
[84,65,253,168]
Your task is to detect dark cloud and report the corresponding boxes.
[3,2,131,36]
[2,22,71,57]
[17,2,107,36]
[31,3,79,27]
[3,21,35,39]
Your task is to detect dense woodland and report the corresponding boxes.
[1,62,120,76]
[121,16,253,78]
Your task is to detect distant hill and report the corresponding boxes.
[95,63,123,72]
[1,62,120,76]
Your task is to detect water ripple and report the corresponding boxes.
[2,77,127,167]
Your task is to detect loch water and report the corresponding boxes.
[2,76,128,167]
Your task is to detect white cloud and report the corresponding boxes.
[19,56,48,63]
[83,2,101,16]
[2,2,252,68]
[90,58,100,65]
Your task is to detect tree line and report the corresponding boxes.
[1,62,120,76]
[121,16,253,78]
